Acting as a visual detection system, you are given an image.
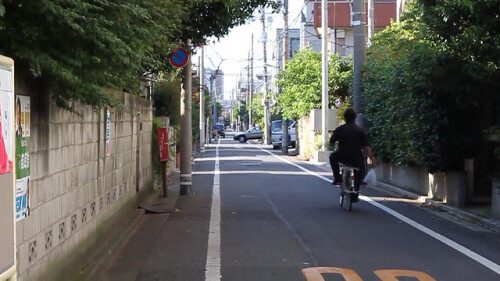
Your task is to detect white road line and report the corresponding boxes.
[205,139,221,281]
[258,148,500,275]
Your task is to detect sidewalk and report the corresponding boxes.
[85,171,181,281]
[311,161,500,233]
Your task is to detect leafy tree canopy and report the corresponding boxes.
[363,1,498,172]
[0,0,278,108]
[276,48,352,120]
[418,0,500,76]
[181,0,278,46]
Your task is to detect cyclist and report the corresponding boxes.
[329,108,376,199]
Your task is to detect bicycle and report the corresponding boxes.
[338,163,360,211]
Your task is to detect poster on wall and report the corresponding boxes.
[105,109,112,156]
[15,177,29,220]
[0,87,13,175]
[15,95,30,221]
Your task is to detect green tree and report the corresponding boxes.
[418,0,500,76]
[0,0,279,108]
[153,78,182,126]
[0,0,183,108]
[363,1,498,172]
[234,101,248,127]
[250,94,264,128]
[276,48,352,120]
[179,0,278,46]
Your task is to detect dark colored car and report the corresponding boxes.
[233,127,263,143]
[213,124,225,138]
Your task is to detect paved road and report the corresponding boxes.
[96,138,500,281]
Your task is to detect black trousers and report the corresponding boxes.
[329,151,366,191]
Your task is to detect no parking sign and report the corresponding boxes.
[168,48,190,68]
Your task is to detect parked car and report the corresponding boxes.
[233,127,263,143]
[213,124,225,138]
[271,119,297,149]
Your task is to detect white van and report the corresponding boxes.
[271,119,297,149]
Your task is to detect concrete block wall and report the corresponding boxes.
[298,114,336,161]
[14,85,153,280]
[376,163,467,206]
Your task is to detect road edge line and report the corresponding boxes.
[205,139,221,281]
[258,148,500,275]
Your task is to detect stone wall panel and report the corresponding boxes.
[15,91,153,280]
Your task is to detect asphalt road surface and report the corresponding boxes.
[96,137,500,281]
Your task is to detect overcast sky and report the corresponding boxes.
[194,1,306,100]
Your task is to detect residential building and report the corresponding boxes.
[309,0,397,56]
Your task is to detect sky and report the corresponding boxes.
[193,1,306,100]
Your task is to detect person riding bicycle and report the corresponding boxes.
[329,108,375,193]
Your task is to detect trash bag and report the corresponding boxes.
[363,168,377,186]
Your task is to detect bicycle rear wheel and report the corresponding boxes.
[347,193,353,211]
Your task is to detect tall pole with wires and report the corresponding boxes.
[321,0,329,150]
[249,33,254,128]
[352,0,365,120]
[282,0,289,154]
[367,0,374,45]
[180,39,193,195]
[261,7,271,145]
[247,52,251,130]
[199,46,205,149]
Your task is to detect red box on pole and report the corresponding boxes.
[157,127,169,162]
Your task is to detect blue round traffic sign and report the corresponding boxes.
[169,48,190,68]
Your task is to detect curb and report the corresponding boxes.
[374,180,500,233]
[311,161,500,234]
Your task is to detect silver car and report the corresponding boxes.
[233,127,263,143]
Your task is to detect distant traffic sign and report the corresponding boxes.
[168,48,189,68]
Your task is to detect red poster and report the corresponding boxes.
[157,127,169,162]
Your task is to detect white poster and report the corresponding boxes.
[0,70,13,175]
[105,109,112,156]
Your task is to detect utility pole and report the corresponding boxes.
[199,46,205,149]
[249,33,254,128]
[180,39,192,195]
[212,71,217,126]
[210,74,215,128]
[397,0,403,23]
[261,7,271,145]
[352,0,366,121]
[282,0,289,154]
[367,0,374,45]
[321,0,329,150]
[246,52,250,130]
